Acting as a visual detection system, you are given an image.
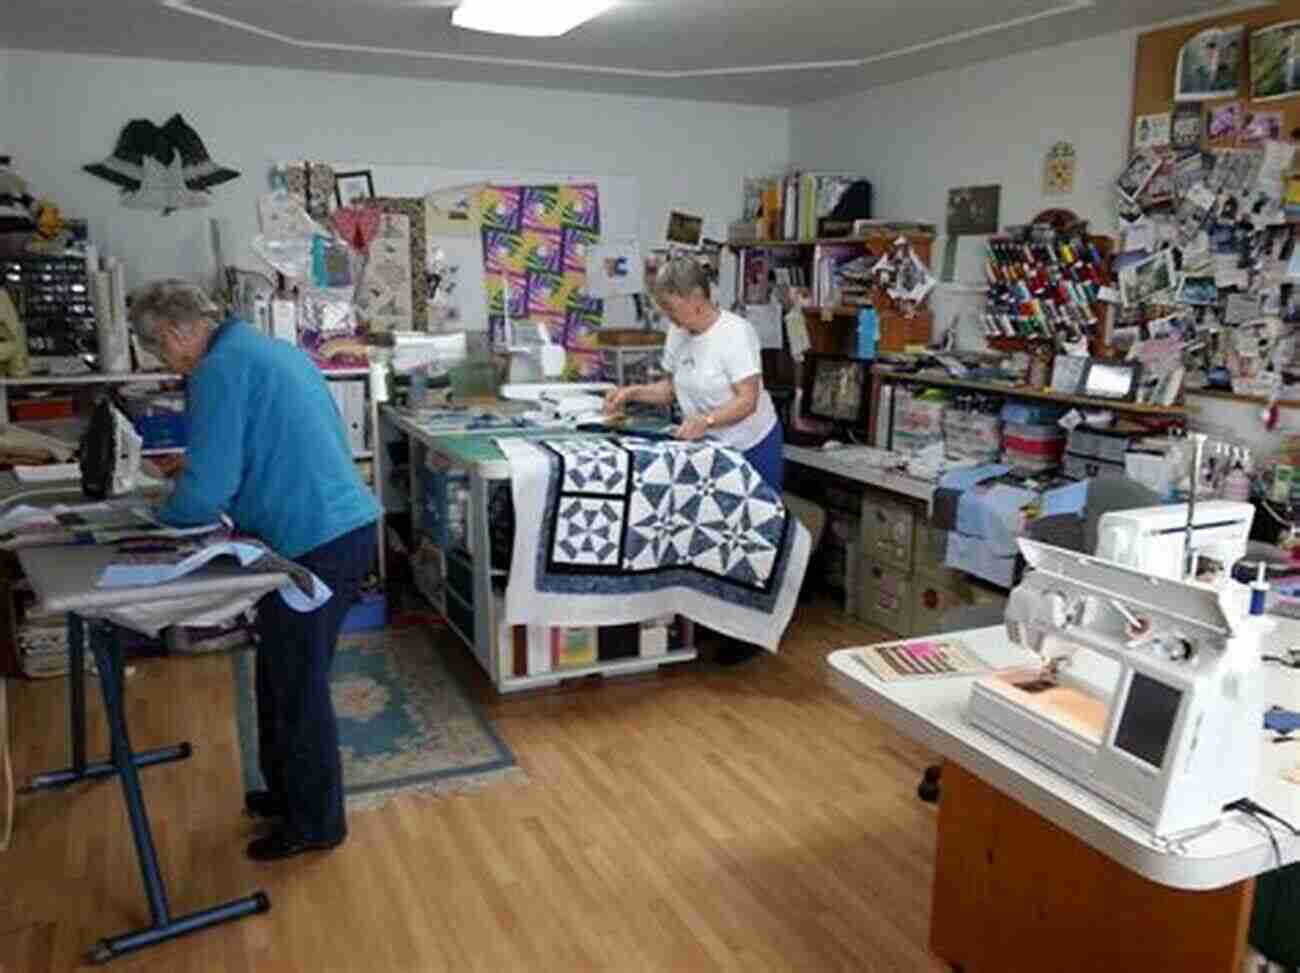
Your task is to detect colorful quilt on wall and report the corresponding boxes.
[481,184,604,378]
[498,436,811,650]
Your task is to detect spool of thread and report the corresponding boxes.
[1251,561,1270,616]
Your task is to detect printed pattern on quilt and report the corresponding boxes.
[539,438,789,599]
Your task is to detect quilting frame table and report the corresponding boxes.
[383,406,700,692]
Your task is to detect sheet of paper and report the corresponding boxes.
[1223,292,1259,324]
[1215,253,1249,289]
[746,302,784,350]
[586,240,645,298]
[785,306,811,361]
[1122,219,1156,253]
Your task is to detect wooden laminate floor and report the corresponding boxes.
[0,599,949,972]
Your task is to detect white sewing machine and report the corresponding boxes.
[500,381,616,425]
[501,320,566,384]
[1095,500,1254,583]
[967,537,1265,838]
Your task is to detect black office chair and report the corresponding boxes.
[915,475,1163,804]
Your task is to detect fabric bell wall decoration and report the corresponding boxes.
[84,115,240,215]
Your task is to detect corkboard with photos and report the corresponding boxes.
[1132,2,1300,149]
[1122,4,1300,405]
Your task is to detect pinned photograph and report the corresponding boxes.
[333,170,375,209]
[1172,152,1207,198]
[1206,101,1243,142]
[1175,25,1243,101]
[1119,250,1177,306]
[1240,111,1284,145]
[1250,20,1300,101]
[946,185,1001,235]
[1174,183,1216,246]
[1176,275,1218,305]
[1134,113,1171,150]
[1117,153,1161,202]
[1138,153,1174,208]
[666,210,703,245]
[1171,103,1203,150]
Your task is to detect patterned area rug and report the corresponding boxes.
[233,625,524,808]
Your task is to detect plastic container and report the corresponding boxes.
[449,358,499,400]
[1004,447,1061,474]
[1002,434,1064,457]
[127,411,187,449]
[1003,422,1064,443]
[341,591,387,633]
[11,396,74,421]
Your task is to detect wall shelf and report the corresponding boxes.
[877,369,1186,417]
[728,233,935,249]
[1186,388,1300,411]
[0,372,180,386]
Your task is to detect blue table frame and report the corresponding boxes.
[27,614,269,963]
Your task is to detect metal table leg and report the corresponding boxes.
[26,616,190,790]
[29,615,269,963]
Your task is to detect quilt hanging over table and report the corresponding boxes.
[481,184,604,379]
[498,436,811,651]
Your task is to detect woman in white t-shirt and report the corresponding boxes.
[603,257,784,491]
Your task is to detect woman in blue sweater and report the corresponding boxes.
[129,280,380,862]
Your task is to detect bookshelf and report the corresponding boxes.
[875,369,1187,419]
[729,231,936,355]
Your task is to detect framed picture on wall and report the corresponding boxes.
[334,170,375,208]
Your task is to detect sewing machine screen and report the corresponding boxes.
[1112,673,1182,769]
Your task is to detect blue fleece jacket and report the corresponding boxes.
[158,319,380,559]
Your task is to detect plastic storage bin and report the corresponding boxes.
[341,592,387,633]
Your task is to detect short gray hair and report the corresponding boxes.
[128,279,222,346]
[653,257,711,302]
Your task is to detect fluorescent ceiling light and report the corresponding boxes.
[452,0,614,37]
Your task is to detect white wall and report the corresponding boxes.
[790,29,1138,235]
[4,49,789,293]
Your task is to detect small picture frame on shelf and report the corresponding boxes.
[1079,359,1142,401]
[334,170,375,209]
[1050,354,1088,394]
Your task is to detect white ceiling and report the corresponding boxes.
[4,0,1263,105]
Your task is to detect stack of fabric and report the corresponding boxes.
[892,386,946,455]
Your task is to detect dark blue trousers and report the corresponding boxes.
[254,523,376,843]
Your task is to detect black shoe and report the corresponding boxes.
[247,828,344,862]
[716,639,762,667]
[244,789,287,819]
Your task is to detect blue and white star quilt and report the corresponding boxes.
[499,436,810,651]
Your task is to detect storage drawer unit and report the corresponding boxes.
[909,574,976,632]
[1064,427,1131,481]
[860,494,915,570]
[860,558,913,635]
[913,521,965,588]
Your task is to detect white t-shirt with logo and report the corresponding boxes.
[661,308,778,451]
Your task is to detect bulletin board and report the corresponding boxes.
[1131,2,1300,148]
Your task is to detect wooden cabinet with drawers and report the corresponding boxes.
[853,488,1007,638]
